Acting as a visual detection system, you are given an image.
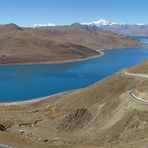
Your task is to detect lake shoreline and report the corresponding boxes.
[0,45,146,105]
[0,73,112,106]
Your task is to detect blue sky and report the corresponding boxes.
[0,0,148,26]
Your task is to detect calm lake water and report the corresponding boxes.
[0,37,148,102]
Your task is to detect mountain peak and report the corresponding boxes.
[1,23,23,31]
[70,23,83,27]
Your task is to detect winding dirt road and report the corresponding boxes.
[123,68,148,104]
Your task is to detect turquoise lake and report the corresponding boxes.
[0,37,148,102]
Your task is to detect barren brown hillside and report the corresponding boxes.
[0,23,98,64]
[0,23,141,64]
[129,59,148,74]
[0,60,147,148]
[35,23,141,50]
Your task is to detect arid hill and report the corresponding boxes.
[0,23,99,64]
[0,60,147,148]
[0,23,140,64]
[129,59,148,74]
[35,23,141,49]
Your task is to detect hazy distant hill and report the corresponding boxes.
[99,24,148,36]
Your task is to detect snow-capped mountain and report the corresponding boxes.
[31,19,147,28]
[32,23,56,28]
[30,19,148,36]
[80,19,148,36]
[81,19,118,26]
[81,19,147,26]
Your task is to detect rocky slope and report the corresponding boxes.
[0,60,147,148]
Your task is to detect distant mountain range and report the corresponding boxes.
[32,19,148,36]
[81,19,146,26]
[0,23,140,64]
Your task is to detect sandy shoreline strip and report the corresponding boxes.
[0,89,80,106]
